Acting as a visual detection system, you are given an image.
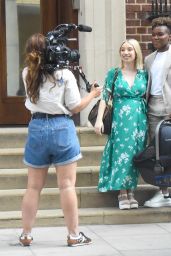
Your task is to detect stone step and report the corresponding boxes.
[0,167,99,189]
[0,167,146,190]
[0,146,104,168]
[0,127,107,148]
[0,185,159,211]
[0,207,171,228]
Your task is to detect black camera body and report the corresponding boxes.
[45,44,80,67]
[44,23,94,92]
[44,23,91,72]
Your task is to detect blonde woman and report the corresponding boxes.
[95,39,148,210]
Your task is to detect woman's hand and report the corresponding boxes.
[93,99,106,135]
[94,120,104,135]
[90,82,102,98]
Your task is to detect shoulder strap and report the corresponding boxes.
[111,68,119,99]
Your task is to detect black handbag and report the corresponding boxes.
[88,69,118,135]
[133,119,171,187]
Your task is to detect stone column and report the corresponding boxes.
[78,0,126,126]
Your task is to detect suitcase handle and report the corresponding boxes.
[155,119,165,162]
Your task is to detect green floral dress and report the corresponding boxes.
[98,68,148,192]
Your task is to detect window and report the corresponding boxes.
[5,0,40,96]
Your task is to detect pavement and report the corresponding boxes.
[0,223,171,256]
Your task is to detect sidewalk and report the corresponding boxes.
[1,223,171,256]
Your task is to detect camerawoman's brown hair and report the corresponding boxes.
[24,33,48,103]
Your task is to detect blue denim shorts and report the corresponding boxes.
[24,116,82,168]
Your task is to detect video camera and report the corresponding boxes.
[44,23,93,92]
[44,23,92,71]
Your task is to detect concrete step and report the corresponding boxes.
[0,127,107,148]
[0,167,146,190]
[0,167,99,189]
[0,127,170,229]
[0,146,104,168]
[0,185,159,211]
[0,207,171,228]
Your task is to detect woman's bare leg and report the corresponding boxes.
[55,162,78,236]
[21,167,48,233]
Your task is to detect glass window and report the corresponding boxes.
[5,0,40,96]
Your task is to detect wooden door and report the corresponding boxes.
[0,0,78,125]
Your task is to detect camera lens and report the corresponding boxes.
[70,50,80,61]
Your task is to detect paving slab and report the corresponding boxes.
[0,223,171,256]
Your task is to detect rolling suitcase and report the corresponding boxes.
[133,119,171,187]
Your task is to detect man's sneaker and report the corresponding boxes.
[144,191,171,208]
[19,233,33,246]
[67,232,92,247]
[118,194,130,210]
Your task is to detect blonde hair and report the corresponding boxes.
[119,39,143,70]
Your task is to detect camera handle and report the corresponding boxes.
[75,66,99,93]
[75,66,91,92]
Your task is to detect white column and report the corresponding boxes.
[78,0,126,126]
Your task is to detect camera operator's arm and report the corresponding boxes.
[70,84,101,114]
[94,100,106,135]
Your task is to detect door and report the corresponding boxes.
[0,0,78,125]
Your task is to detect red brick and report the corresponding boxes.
[137,27,148,34]
[136,0,147,3]
[126,0,136,3]
[141,19,151,26]
[126,12,136,19]
[126,20,141,26]
[142,35,152,42]
[126,4,141,12]
[141,4,152,12]
[136,12,150,20]
[126,34,141,41]
[126,27,137,34]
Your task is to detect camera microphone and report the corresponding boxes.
[77,24,92,32]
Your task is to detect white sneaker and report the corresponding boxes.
[144,191,171,208]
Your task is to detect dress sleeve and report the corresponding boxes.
[102,68,116,103]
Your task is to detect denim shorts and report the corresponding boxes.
[24,116,82,168]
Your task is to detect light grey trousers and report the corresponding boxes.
[148,95,169,142]
[148,95,169,191]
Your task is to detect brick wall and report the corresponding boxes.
[126,0,152,58]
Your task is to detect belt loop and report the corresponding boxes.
[46,113,48,120]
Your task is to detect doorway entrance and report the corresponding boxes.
[0,0,78,125]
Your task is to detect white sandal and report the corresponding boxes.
[128,192,138,209]
[118,194,130,210]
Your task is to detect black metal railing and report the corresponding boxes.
[148,0,171,20]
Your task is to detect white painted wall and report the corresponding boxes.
[78,0,126,126]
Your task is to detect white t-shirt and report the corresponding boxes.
[150,50,168,95]
[22,68,81,115]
